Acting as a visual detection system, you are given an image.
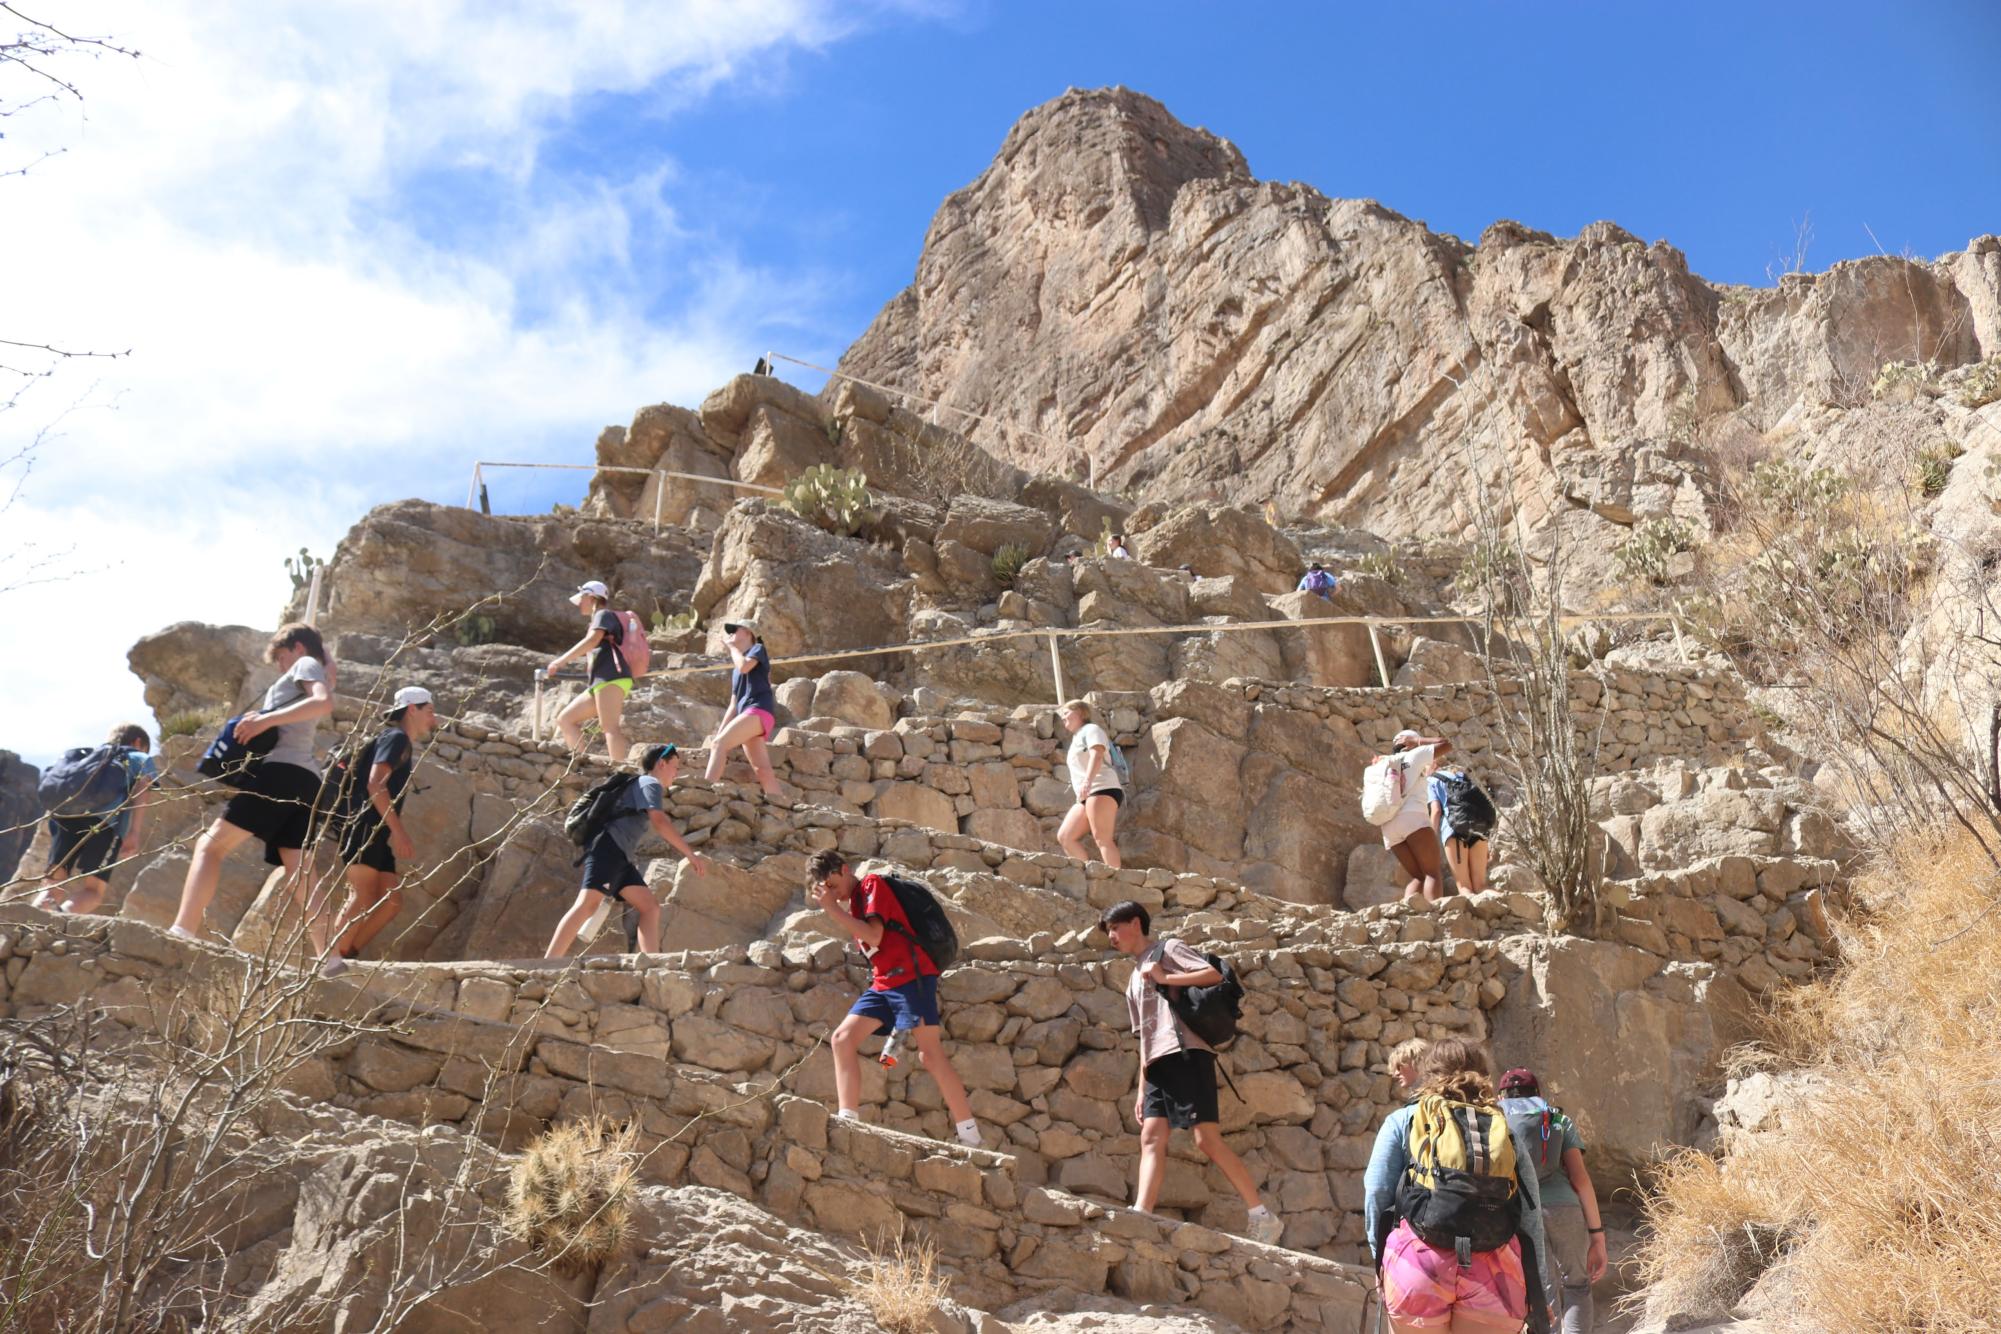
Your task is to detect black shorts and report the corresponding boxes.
[1141,1049,1219,1129]
[336,815,397,874]
[1088,787,1124,808]
[47,815,119,880]
[581,834,646,904]
[1447,831,1488,849]
[221,761,320,867]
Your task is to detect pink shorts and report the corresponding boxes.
[745,707,775,741]
[1380,1221,1527,1327]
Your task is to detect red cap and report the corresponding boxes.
[1499,1067,1539,1096]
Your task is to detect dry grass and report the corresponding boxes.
[503,1118,637,1275]
[1630,829,2001,1332]
[851,1232,950,1334]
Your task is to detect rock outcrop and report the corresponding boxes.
[838,87,2001,565]
[0,750,38,882]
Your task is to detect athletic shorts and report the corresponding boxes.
[848,975,942,1034]
[1379,1220,1528,1328]
[588,676,633,699]
[1141,1049,1220,1128]
[580,833,646,905]
[1446,830,1488,850]
[1084,787,1124,808]
[1381,806,1433,850]
[47,815,120,880]
[745,706,776,740]
[222,761,321,866]
[337,816,398,875]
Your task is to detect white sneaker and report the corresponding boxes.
[319,956,349,979]
[1246,1210,1283,1246]
[168,925,200,942]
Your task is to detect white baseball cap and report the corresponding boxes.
[1392,728,1423,750]
[569,579,609,606]
[722,619,759,636]
[385,685,434,716]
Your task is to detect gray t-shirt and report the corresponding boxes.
[260,655,328,774]
[605,774,665,858]
[1124,938,1214,1068]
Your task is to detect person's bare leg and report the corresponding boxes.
[1468,839,1491,894]
[1405,828,1446,903]
[1445,1313,1531,1334]
[595,686,630,764]
[58,875,109,915]
[910,1024,975,1124]
[1134,1117,1171,1211]
[1084,794,1122,869]
[555,690,595,753]
[741,732,782,798]
[1190,1122,1263,1210]
[1056,803,1092,862]
[706,712,765,784]
[173,820,253,934]
[276,846,332,956]
[625,885,661,953]
[1389,838,1424,905]
[544,889,603,958]
[829,1013,876,1116]
[1443,837,1469,895]
[336,866,402,956]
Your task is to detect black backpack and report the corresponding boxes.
[1164,945,1244,1050]
[564,772,640,849]
[880,873,960,971]
[197,715,277,788]
[314,736,375,824]
[39,744,131,818]
[1437,770,1498,840]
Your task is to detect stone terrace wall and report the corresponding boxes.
[0,845,1838,1263]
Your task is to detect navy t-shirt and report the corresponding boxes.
[730,642,776,714]
[588,609,628,683]
[352,728,415,825]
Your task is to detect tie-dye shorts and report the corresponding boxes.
[1379,1220,1528,1327]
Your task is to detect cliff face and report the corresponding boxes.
[839,87,2001,552]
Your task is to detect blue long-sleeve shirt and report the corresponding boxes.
[1363,1102,1545,1265]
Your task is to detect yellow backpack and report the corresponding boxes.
[1396,1093,1523,1257]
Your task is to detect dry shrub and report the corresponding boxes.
[852,1232,949,1334]
[1631,828,2001,1332]
[503,1118,637,1274]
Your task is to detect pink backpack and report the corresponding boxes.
[613,610,652,678]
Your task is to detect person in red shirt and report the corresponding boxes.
[807,850,983,1149]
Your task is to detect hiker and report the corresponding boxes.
[806,850,982,1149]
[172,625,335,946]
[1298,563,1337,598]
[315,686,439,972]
[1429,763,1495,895]
[1109,533,1132,559]
[1100,900,1283,1245]
[1365,1038,1550,1334]
[1056,699,1122,869]
[1499,1068,1608,1334]
[32,723,158,915]
[1370,728,1453,907]
[545,743,709,958]
[702,619,783,799]
[1388,1037,1430,1099]
[547,579,635,765]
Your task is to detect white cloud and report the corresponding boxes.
[0,1,873,764]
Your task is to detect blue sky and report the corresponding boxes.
[1,0,1997,764]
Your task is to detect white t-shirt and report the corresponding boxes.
[1390,744,1437,819]
[1067,723,1122,796]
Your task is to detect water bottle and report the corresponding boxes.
[878,1030,903,1068]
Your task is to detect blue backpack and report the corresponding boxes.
[39,745,132,818]
[197,715,277,788]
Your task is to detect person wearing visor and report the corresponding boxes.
[547,579,633,765]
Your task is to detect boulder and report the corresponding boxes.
[937,495,1059,558]
[1393,637,1486,688]
[128,622,269,717]
[583,402,735,527]
[691,503,912,669]
[872,782,958,835]
[735,403,832,491]
[1134,506,1302,596]
[656,856,801,953]
[809,670,895,731]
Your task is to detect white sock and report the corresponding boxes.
[955,1118,980,1145]
[1247,1205,1272,1219]
[836,1108,860,1121]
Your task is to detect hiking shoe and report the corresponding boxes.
[168,925,200,942]
[1246,1211,1284,1246]
[319,956,349,979]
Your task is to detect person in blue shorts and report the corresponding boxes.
[807,849,982,1149]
